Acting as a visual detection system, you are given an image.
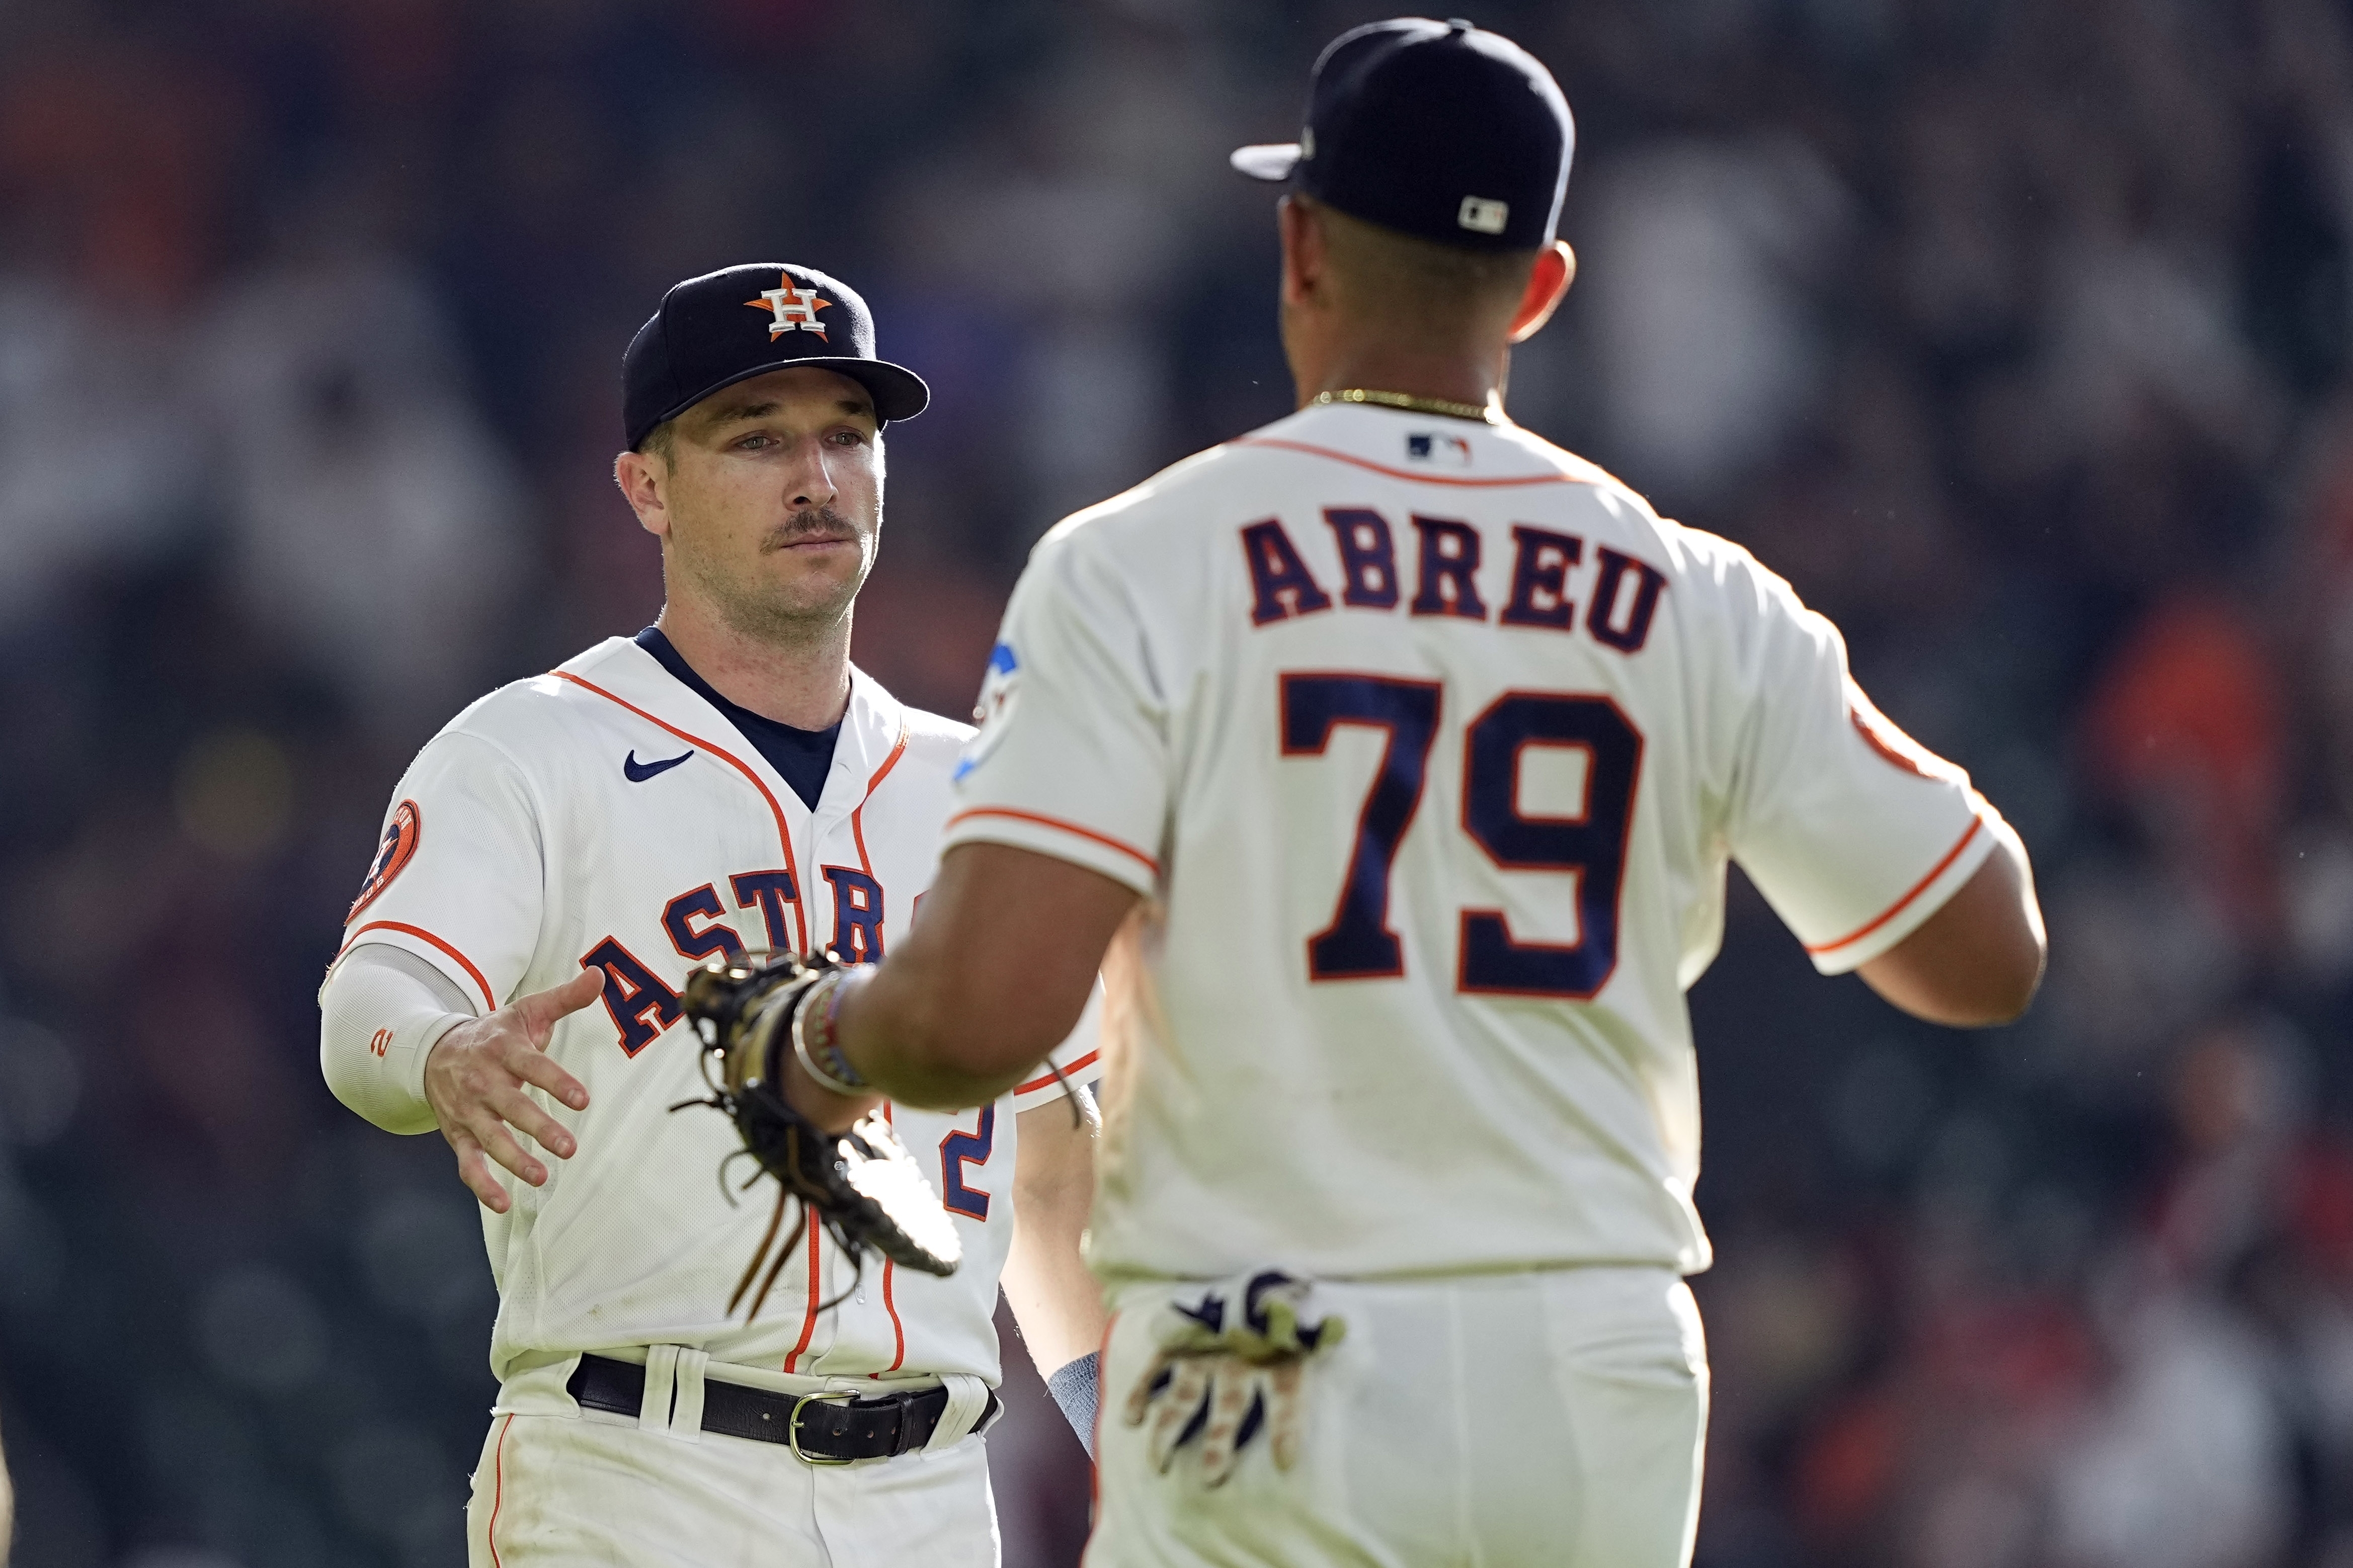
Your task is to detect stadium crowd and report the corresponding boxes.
[2,1,2352,1564]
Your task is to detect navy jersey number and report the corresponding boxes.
[940,1104,995,1220]
[1280,678,1642,998]
[1458,693,1643,998]
[1279,674,1443,979]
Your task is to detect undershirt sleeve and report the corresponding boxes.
[319,944,476,1135]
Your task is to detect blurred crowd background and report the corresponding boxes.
[1,0,2350,1564]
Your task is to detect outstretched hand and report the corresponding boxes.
[423,966,606,1212]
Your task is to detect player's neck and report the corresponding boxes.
[1292,336,1509,418]
[654,597,854,731]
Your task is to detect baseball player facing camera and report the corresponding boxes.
[759,19,2048,1568]
[318,263,1105,1566]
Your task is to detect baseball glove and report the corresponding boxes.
[677,949,963,1320]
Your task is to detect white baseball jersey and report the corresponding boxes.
[333,635,1099,1384]
[943,400,1994,1284]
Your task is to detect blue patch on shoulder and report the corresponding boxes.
[957,640,1023,785]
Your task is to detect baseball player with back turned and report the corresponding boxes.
[316,263,1107,1566]
[747,19,2049,1568]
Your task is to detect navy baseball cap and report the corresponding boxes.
[1231,18,1572,253]
[622,263,929,451]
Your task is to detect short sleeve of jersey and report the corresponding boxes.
[941,530,1168,898]
[1009,980,1107,1115]
[1722,557,1992,975]
[337,728,545,1013]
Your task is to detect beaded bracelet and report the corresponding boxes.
[790,967,872,1095]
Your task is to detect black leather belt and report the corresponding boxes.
[567,1353,996,1462]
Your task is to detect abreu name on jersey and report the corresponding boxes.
[1240,505,1668,656]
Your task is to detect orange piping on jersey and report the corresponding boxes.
[849,723,911,877]
[342,920,498,1014]
[345,798,422,924]
[555,672,809,952]
[1016,1049,1100,1096]
[783,1229,824,1372]
[880,1103,907,1371]
[1805,816,1986,958]
[1231,436,1612,489]
[944,807,1160,878]
[486,1412,513,1568]
[880,1260,906,1371]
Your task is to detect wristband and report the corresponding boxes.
[1045,1351,1101,1457]
[790,967,872,1095]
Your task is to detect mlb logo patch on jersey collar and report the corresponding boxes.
[1407,431,1473,467]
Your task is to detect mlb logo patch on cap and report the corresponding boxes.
[1457,197,1510,235]
[1229,18,1572,253]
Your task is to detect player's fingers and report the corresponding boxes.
[445,1128,512,1213]
[488,1086,578,1161]
[505,1041,590,1113]
[1149,1359,1211,1472]
[1123,1354,1171,1428]
[516,966,607,1046]
[467,1110,549,1188]
[1196,1366,1257,1486]
[1268,1361,1304,1471]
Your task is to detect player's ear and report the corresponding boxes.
[614,448,673,539]
[1278,195,1327,310]
[1507,241,1575,344]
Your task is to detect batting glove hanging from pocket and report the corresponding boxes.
[1123,1270,1346,1486]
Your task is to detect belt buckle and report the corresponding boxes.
[788,1390,858,1465]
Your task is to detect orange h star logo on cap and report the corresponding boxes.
[745,273,831,341]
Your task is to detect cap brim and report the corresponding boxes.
[1230,143,1304,182]
[637,356,930,447]
[822,359,929,423]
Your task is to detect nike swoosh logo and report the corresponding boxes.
[623,749,695,782]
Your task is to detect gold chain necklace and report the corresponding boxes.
[1310,388,1503,425]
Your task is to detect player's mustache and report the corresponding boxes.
[763,506,861,551]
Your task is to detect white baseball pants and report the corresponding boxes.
[1088,1266,1709,1568]
[465,1373,999,1566]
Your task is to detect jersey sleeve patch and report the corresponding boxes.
[952,642,1021,784]
[347,799,423,924]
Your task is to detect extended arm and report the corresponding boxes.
[320,945,482,1133]
[1855,812,2045,1026]
[823,843,1138,1113]
[1003,1093,1107,1373]
[320,947,605,1211]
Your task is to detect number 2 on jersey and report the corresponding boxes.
[1280,675,1643,998]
